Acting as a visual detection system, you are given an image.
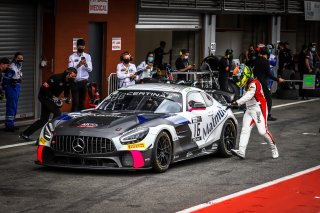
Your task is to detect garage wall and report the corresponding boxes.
[135,31,172,65]
[52,0,136,101]
[216,31,244,59]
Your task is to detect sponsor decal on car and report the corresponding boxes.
[39,137,46,145]
[77,123,98,128]
[202,109,227,139]
[127,142,146,150]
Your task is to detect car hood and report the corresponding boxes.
[52,110,166,137]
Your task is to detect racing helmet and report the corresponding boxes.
[233,64,254,88]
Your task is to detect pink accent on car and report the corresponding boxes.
[130,150,145,168]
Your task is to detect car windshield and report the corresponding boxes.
[98,90,183,113]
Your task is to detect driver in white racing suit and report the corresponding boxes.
[230,64,279,159]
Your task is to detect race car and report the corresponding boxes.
[36,83,238,172]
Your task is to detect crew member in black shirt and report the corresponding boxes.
[253,47,284,121]
[19,67,77,141]
[218,49,233,92]
[175,49,194,81]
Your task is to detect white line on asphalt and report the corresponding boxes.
[177,165,320,213]
[233,98,320,115]
[0,141,36,150]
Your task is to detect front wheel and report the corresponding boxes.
[151,131,172,173]
[217,120,237,157]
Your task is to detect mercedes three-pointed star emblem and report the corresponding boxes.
[72,138,85,153]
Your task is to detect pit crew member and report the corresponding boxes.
[20,68,77,141]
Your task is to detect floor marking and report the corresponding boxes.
[0,141,36,150]
[177,165,320,213]
[302,132,318,135]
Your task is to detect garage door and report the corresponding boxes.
[136,11,202,30]
[0,0,37,122]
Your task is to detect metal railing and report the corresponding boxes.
[107,73,119,95]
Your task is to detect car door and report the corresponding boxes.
[185,91,209,148]
[200,92,224,145]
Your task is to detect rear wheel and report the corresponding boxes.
[151,131,172,173]
[217,120,237,157]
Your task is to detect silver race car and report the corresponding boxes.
[36,83,238,172]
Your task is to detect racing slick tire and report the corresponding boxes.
[217,120,237,157]
[151,131,173,173]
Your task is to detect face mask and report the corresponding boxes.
[123,58,130,64]
[311,47,316,52]
[17,60,24,63]
[78,48,84,53]
[147,57,154,62]
[184,56,189,60]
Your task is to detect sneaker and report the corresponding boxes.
[19,133,32,142]
[271,146,279,159]
[231,149,245,159]
[267,115,277,121]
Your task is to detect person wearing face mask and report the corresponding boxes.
[309,43,319,73]
[218,49,233,92]
[175,49,195,81]
[253,47,285,121]
[136,52,158,83]
[68,39,93,112]
[117,51,137,88]
[1,52,24,132]
[19,67,77,141]
[266,44,277,90]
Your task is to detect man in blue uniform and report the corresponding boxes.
[2,52,24,132]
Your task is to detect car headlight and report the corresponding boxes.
[120,128,149,145]
[43,123,53,140]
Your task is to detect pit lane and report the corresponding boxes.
[0,98,319,213]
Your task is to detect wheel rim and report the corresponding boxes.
[156,135,171,168]
[223,123,236,151]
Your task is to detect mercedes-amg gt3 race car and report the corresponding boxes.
[36,83,238,172]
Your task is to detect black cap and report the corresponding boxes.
[0,57,10,64]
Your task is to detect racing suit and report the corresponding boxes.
[235,79,278,157]
[2,61,22,129]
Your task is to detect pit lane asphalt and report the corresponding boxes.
[0,98,319,213]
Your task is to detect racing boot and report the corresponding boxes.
[231,149,245,159]
[271,145,279,159]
